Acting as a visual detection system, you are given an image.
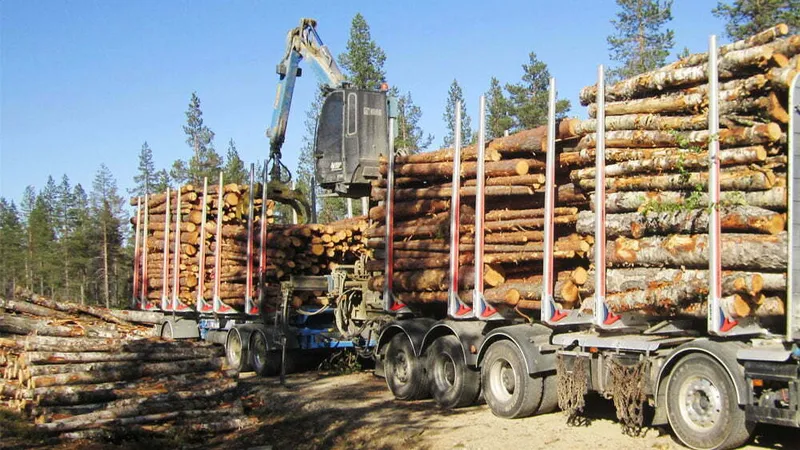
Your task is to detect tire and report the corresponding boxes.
[481,340,543,418]
[666,353,754,450]
[160,321,174,339]
[538,374,559,414]
[250,329,280,377]
[426,335,481,409]
[384,333,428,400]
[225,328,250,372]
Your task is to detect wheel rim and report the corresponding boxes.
[489,357,516,402]
[678,375,722,431]
[227,331,242,368]
[435,353,457,388]
[392,350,411,385]
[251,331,267,370]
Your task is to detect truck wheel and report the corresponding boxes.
[225,328,250,372]
[538,374,559,414]
[160,321,174,339]
[384,333,428,400]
[666,353,753,450]
[481,340,542,418]
[250,330,280,377]
[427,335,481,409]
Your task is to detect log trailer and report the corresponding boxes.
[129,18,391,377]
[372,36,800,450]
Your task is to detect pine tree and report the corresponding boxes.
[485,77,514,139]
[223,139,248,185]
[338,13,387,90]
[607,0,675,80]
[442,80,473,147]
[132,142,157,196]
[20,186,37,290]
[56,175,75,298]
[28,194,56,296]
[713,0,800,39]
[69,184,92,304]
[90,164,125,307]
[395,90,434,154]
[152,170,171,193]
[506,52,571,130]
[294,91,324,223]
[0,198,25,297]
[172,92,222,185]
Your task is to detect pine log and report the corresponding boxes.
[576,123,782,150]
[576,205,785,238]
[595,187,788,213]
[577,168,775,192]
[569,146,767,180]
[21,346,222,366]
[768,54,800,90]
[605,233,788,270]
[584,268,767,297]
[106,309,164,325]
[367,265,505,291]
[368,199,450,221]
[389,145,502,164]
[569,113,709,135]
[0,298,72,319]
[380,159,530,178]
[462,174,546,187]
[371,185,536,201]
[461,230,545,244]
[665,24,789,70]
[0,315,85,338]
[0,335,215,353]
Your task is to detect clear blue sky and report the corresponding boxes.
[1,0,725,205]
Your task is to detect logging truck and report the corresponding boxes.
[128,18,389,378]
[371,29,800,450]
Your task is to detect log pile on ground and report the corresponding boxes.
[560,24,795,319]
[132,184,370,311]
[366,126,591,314]
[0,290,253,440]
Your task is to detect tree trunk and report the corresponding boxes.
[605,233,788,270]
[576,123,782,150]
[380,159,530,179]
[577,168,775,192]
[576,205,785,238]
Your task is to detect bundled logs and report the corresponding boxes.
[367,125,592,315]
[560,24,795,319]
[0,290,253,440]
[132,183,370,311]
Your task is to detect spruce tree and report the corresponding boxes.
[223,139,248,185]
[172,92,222,185]
[395,90,434,154]
[132,142,157,195]
[713,0,800,39]
[506,52,571,130]
[485,77,514,139]
[69,184,92,304]
[442,80,473,147]
[56,175,75,298]
[90,164,125,307]
[338,13,387,90]
[0,199,25,297]
[28,194,56,296]
[20,186,36,290]
[607,0,675,80]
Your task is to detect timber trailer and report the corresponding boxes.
[373,36,800,450]
[128,19,390,378]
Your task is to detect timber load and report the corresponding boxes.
[561,24,796,319]
[0,290,254,441]
[131,183,370,311]
[366,124,591,315]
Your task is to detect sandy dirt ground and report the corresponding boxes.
[227,371,799,450]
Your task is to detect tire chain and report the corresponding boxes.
[608,357,649,436]
[556,354,589,424]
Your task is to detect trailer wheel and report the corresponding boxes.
[159,321,174,339]
[225,328,249,372]
[426,335,481,409]
[481,340,542,418]
[250,329,280,377]
[666,353,753,450]
[384,333,428,400]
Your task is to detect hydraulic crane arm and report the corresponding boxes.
[265,18,348,222]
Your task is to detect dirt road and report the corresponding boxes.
[227,371,797,450]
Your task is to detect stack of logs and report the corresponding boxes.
[133,184,370,311]
[366,127,593,315]
[560,24,796,319]
[0,291,252,440]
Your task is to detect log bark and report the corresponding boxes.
[0,298,72,319]
[367,265,505,291]
[576,123,782,150]
[585,268,768,297]
[368,199,450,221]
[664,24,789,70]
[569,146,767,181]
[577,168,775,192]
[595,187,787,213]
[560,145,767,167]
[576,205,785,238]
[380,159,530,178]
[605,233,788,270]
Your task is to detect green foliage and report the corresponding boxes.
[395,89,434,154]
[0,198,25,297]
[486,77,514,139]
[337,13,387,90]
[152,169,171,193]
[677,46,692,59]
[442,79,473,147]
[131,142,157,196]
[318,349,363,375]
[172,92,222,185]
[90,164,127,307]
[607,0,674,81]
[506,52,571,130]
[713,0,800,40]
[223,139,248,185]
